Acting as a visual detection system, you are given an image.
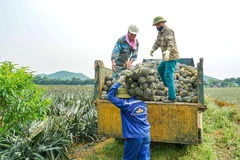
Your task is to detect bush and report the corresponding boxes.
[0,61,50,136]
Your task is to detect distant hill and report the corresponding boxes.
[203,75,220,82]
[36,71,90,80]
[38,73,47,77]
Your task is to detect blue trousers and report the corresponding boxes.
[123,137,151,160]
[157,60,178,100]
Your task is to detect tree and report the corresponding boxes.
[220,81,228,87]
[0,61,50,136]
[208,78,215,87]
[33,75,42,84]
[235,77,240,86]
[33,76,94,85]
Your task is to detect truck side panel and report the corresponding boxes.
[94,60,112,100]
[97,100,199,145]
[148,103,198,144]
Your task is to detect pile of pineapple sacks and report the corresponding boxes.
[101,59,198,103]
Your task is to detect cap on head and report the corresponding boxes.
[116,88,131,99]
[128,24,139,35]
[152,16,167,26]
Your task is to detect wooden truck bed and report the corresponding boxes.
[94,58,207,145]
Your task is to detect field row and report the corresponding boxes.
[204,87,240,106]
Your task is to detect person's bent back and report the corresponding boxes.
[107,76,151,160]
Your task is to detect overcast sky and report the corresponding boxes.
[0,0,239,80]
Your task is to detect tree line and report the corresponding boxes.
[204,77,240,88]
[34,75,240,87]
[34,75,94,85]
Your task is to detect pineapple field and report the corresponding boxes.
[0,83,98,159]
[40,86,240,159]
[47,86,240,160]
[0,61,239,159]
[205,87,240,107]
[1,84,240,159]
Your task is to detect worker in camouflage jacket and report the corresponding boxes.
[111,24,139,81]
[150,16,180,103]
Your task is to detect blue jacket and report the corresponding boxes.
[107,82,150,138]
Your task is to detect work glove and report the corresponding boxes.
[150,49,154,57]
[163,50,170,61]
[118,76,125,84]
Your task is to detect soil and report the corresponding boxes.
[69,137,115,160]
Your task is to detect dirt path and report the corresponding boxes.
[70,138,115,159]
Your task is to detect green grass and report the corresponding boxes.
[96,96,240,160]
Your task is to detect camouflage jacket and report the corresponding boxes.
[151,24,179,60]
[111,35,139,66]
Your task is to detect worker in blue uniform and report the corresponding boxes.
[108,76,151,160]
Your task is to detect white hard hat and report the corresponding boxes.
[128,24,139,35]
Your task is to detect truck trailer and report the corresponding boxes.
[94,58,207,145]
